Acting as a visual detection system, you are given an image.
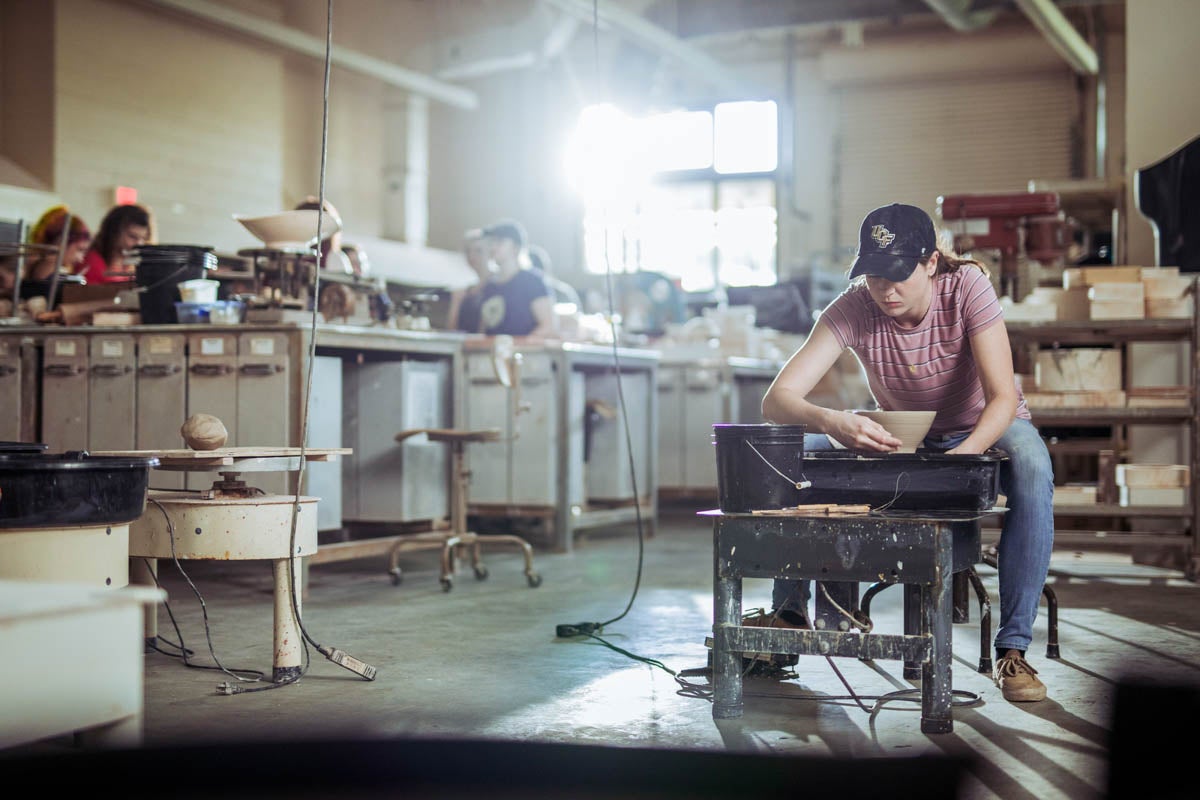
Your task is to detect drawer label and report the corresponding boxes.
[54,340,77,357]
[101,340,124,358]
[250,337,275,356]
[147,336,175,355]
[200,337,225,355]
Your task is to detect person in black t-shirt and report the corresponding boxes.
[478,219,556,338]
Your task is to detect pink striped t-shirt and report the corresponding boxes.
[819,267,1030,438]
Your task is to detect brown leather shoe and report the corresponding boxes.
[995,650,1047,702]
[703,608,807,668]
[741,607,810,630]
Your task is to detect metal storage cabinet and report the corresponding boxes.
[657,357,781,497]
[463,341,656,553]
[681,364,724,490]
[41,335,89,453]
[236,331,291,496]
[464,349,585,508]
[655,365,685,488]
[302,355,343,532]
[136,333,187,491]
[0,335,37,443]
[236,331,290,447]
[88,334,136,451]
[185,332,239,441]
[585,369,652,502]
[341,356,450,524]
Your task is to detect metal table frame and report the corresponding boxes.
[709,508,999,734]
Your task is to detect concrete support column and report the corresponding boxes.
[383,90,429,245]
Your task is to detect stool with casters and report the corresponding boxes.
[388,427,542,592]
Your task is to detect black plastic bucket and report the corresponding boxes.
[0,452,159,528]
[133,245,217,324]
[712,423,807,512]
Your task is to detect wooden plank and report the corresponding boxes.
[91,447,352,459]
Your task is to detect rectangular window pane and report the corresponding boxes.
[716,179,777,286]
[639,110,713,172]
[714,100,778,174]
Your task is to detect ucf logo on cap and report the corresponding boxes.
[871,225,895,248]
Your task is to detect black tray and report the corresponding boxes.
[0,441,49,454]
[0,453,159,528]
[797,450,1006,512]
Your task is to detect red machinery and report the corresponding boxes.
[937,191,1070,299]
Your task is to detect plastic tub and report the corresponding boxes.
[0,452,159,528]
[174,302,211,324]
[178,279,220,304]
[209,300,245,324]
[796,450,1007,512]
[712,423,807,512]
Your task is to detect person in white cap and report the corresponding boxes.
[760,202,1054,703]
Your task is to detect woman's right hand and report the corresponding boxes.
[826,410,902,452]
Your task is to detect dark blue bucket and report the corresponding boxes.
[712,423,807,513]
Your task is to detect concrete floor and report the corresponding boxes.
[4,504,1200,799]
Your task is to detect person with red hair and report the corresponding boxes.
[23,205,92,281]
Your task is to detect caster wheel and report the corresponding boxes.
[527,573,543,588]
[389,572,402,586]
[474,565,489,581]
[440,577,453,592]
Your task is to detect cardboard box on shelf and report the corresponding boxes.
[1090,300,1146,320]
[1024,389,1126,408]
[1062,266,1145,289]
[1146,297,1193,319]
[1142,273,1194,318]
[1140,266,1180,279]
[1118,486,1187,507]
[1054,484,1097,506]
[1126,386,1192,408]
[1034,348,1122,392]
[1115,463,1190,488]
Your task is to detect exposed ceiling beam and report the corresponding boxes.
[1014,0,1099,74]
[141,0,478,110]
[675,0,1012,38]
[921,0,999,32]
[541,0,752,97]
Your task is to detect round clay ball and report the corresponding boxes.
[181,413,228,450]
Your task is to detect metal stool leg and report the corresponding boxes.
[965,567,993,673]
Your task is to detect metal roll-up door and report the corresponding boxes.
[834,71,1078,251]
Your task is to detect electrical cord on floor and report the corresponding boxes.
[144,503,267,684]
[277,0,375,686]
[553,0,645,647]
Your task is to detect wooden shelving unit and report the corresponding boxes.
[1005,284,1200,580]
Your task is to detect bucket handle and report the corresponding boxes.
[745,441,811,491]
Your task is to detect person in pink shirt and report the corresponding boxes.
[78,203,153,285]
[760,203,1054,704]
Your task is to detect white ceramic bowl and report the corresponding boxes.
[853,410,937,453]
[233,209,342,249]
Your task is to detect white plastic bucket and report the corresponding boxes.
[178,279,219,304]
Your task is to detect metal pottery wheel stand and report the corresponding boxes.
[708,507,1004,734]
[112,447,350,683]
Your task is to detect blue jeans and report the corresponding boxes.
[772,417,1054,654]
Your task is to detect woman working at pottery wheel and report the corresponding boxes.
[760,203,1054,704]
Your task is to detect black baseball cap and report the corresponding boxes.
[482,219,527,249]
[848,203,937,283]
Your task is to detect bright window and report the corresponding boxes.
[566,100,779,292]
